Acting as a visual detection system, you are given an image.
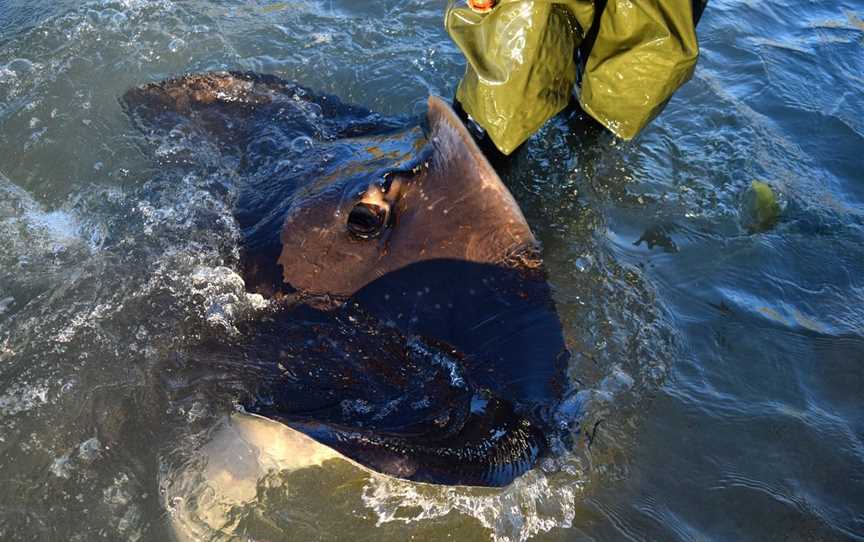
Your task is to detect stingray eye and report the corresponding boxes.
[347,202,390,239]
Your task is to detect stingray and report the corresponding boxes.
[124,72,571,487]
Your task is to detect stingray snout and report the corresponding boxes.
[347,175,404,239]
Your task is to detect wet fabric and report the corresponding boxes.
[445,0,701,154]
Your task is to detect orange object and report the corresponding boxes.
[466,0,497,14]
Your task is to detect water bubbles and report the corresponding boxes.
[25,126,48,149]
[309,32,333,46]
[204,303,236,330]
[362,470,579,542]
[50,453,73,479]
[275,158,293,172]
[0,381,50,416]
[55,311,90,344]
[247,134,281,156]
[574,255,593,273]
[304,101,323,118]
[78,437,102,462]
[290,135,314,153]
[60,378,78,395]
[246,293,267,310]
[6,58,35,76]
[185,401,207,423]
[107,9,129,27]
[168,37,186,53]
[190,266,269,334]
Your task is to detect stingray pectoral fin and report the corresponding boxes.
[266,396,547,488]
[419,96,538,263]
[122,71,292,149]
[123,71,406,151]
[199,413,345,503]
[122,71,272,115]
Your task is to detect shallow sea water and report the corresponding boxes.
[1,0,863,540]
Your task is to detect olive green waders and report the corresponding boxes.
[446,0,705,154]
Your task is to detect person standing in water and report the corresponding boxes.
[445,0,707,155]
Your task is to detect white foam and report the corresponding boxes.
[0,175,89,262]
[78,437,102,462]
[361,469,581,542]
[0,381,50,417]
[50,453,73,479]
[189,266,269,334]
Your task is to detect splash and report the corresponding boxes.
[190,266,269,335]
[362,470,582,542]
